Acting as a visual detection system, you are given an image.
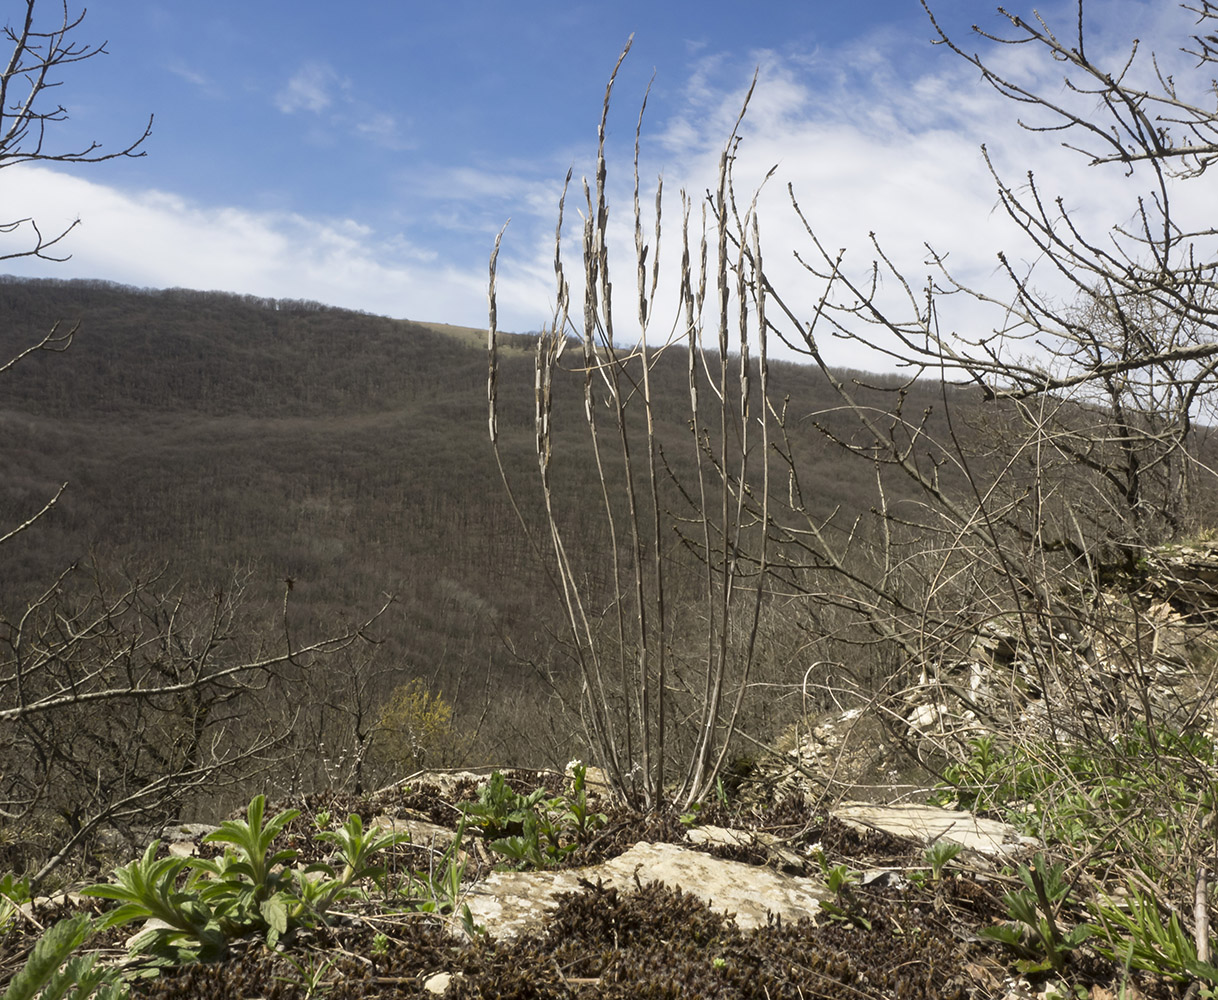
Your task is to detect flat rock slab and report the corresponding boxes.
[161,822,218,842]
[460,841,830,939]
[370,814,459,848]
[685,824,805,869]
[833,801,1032,855]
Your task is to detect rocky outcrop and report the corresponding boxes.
[747,540,1218,808]
[462,841,830,937]
[1146,538,1218,614]
[147,782,1028,944]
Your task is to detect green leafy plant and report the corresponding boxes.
[189,795,301,948]
[815,854,871,931]
[85,841,226,964]
[273,953,337,999]
[458,772,548,840]
[938,726,1216,853]
[934,734,1033,815]
[924,841,963,882]
[284,812,413,921]
[1,913,126,1000]
[405,817,470,918]
[487,808,555,868]
[910,841,964,892]
[308,813,412,909]
[1090,884,1218,988]
[201,796,299,889]
[0,873,31,932]
[460,768,606,869]
[980,855,1091,974]
[84,794,423,970]
[934,721,1218,931]
[459,903,486,938]
[558,763,607,844]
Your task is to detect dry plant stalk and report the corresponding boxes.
[488,42,774,809]
[491,12,1218,959]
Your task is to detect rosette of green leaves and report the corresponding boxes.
[190,795,300,947]
[83,841,225,965]
[458,772,547,838]
[979,856,1091,974]
[298,813,413,916]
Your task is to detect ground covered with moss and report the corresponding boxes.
[0,773,1187,999]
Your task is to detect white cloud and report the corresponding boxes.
[276,62,341,114]
[276,61,409,150]
[0,165,494,326]
[501,3,1215,370]
[0,1,1207,365]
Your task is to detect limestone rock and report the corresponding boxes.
[832,801,1032,857]
[161,822,218,842]
[368,814,459,849]
[684,823,805,870]
[423,971,459,994]
[459,840,830,939]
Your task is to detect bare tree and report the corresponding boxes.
[782,2,1218,407]
[0,2,387,887]
[728,0,1218,943]
[0,563,387,886]
[491,16,1218,955]
[753,0,1218,672]
[0,0,153,537]
[0,0,151,266]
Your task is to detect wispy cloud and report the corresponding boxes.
[275,60,409,150]
[276,61,343,114]
[354,111,401,145]
[166,59,211,91]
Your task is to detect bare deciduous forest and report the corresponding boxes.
[0,275,953,798]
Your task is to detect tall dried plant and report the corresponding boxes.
[488,40,775,808]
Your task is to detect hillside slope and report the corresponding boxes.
[0,277,953,769]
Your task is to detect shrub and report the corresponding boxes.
[370,679,468,777]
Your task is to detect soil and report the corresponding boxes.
[0,773,1183,1000]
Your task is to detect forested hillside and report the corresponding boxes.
[7,270,1213,874]
[13,0,1218,993]
[0,277,926,785]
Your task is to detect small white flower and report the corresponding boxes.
[565,758,583,774]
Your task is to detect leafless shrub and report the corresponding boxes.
[0,560,387,886]
[490,6,1218,947]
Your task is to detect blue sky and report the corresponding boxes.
[0,1,1198,365]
